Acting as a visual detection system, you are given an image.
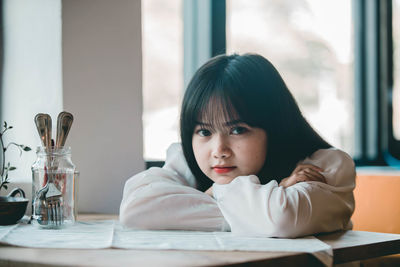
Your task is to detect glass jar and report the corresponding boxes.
[31,147,77,228]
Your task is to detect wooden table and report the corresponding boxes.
[0,214,399,267]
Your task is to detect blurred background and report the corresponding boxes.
[0,0,399,214]
[142,0,400,163]
[143,0,355,160]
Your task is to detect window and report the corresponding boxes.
[143,0,400,165]
[142,0,223,162]
[226,0,354,155]
[142,0,183,160]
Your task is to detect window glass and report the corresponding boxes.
[226,0,354,155]
[142,0,183,160]
[393,0,400,140]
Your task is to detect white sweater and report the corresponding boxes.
[119,143,355,238]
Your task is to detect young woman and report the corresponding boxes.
[119,53,355,238]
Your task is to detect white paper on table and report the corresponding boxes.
[0,220,333,266]
[0,224,18,240]
[112,223,333,266]
[0,220,115,249]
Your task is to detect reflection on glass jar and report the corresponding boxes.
[31,147,77,228]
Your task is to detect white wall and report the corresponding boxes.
[1,0,63,204]
[62,0,144,213]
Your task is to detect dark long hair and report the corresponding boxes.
[180,54,331,191]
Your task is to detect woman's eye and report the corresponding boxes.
[197,129,211,137]
[231,126,248,135]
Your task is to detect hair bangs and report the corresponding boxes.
[194,81,249,130]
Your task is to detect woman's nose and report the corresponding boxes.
[211,135,232,159]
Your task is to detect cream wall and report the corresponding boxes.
[62,0,144,213]
[1,0,63,209]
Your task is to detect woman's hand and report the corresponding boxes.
[279,164,326,188]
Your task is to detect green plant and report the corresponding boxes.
[0,122,31,192]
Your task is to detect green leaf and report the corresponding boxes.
[3,184,8,190]
[3,121,7,128]
[23,146,32,151]
[9,167,16,171]
[8,126,13,129]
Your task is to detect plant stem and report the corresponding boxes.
[5,142,23,156]
[0,137,4,178]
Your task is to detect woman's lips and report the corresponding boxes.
[213,167,236,174]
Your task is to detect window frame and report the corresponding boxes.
[353,0,400,165]
[387,0,400,164]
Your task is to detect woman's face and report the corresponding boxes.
[192,118,267,185]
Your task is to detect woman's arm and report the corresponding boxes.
[119,144,230,231]
[211,148,355,238]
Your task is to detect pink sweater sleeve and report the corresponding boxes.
[212,148,355,237]
[119,143,230,231]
